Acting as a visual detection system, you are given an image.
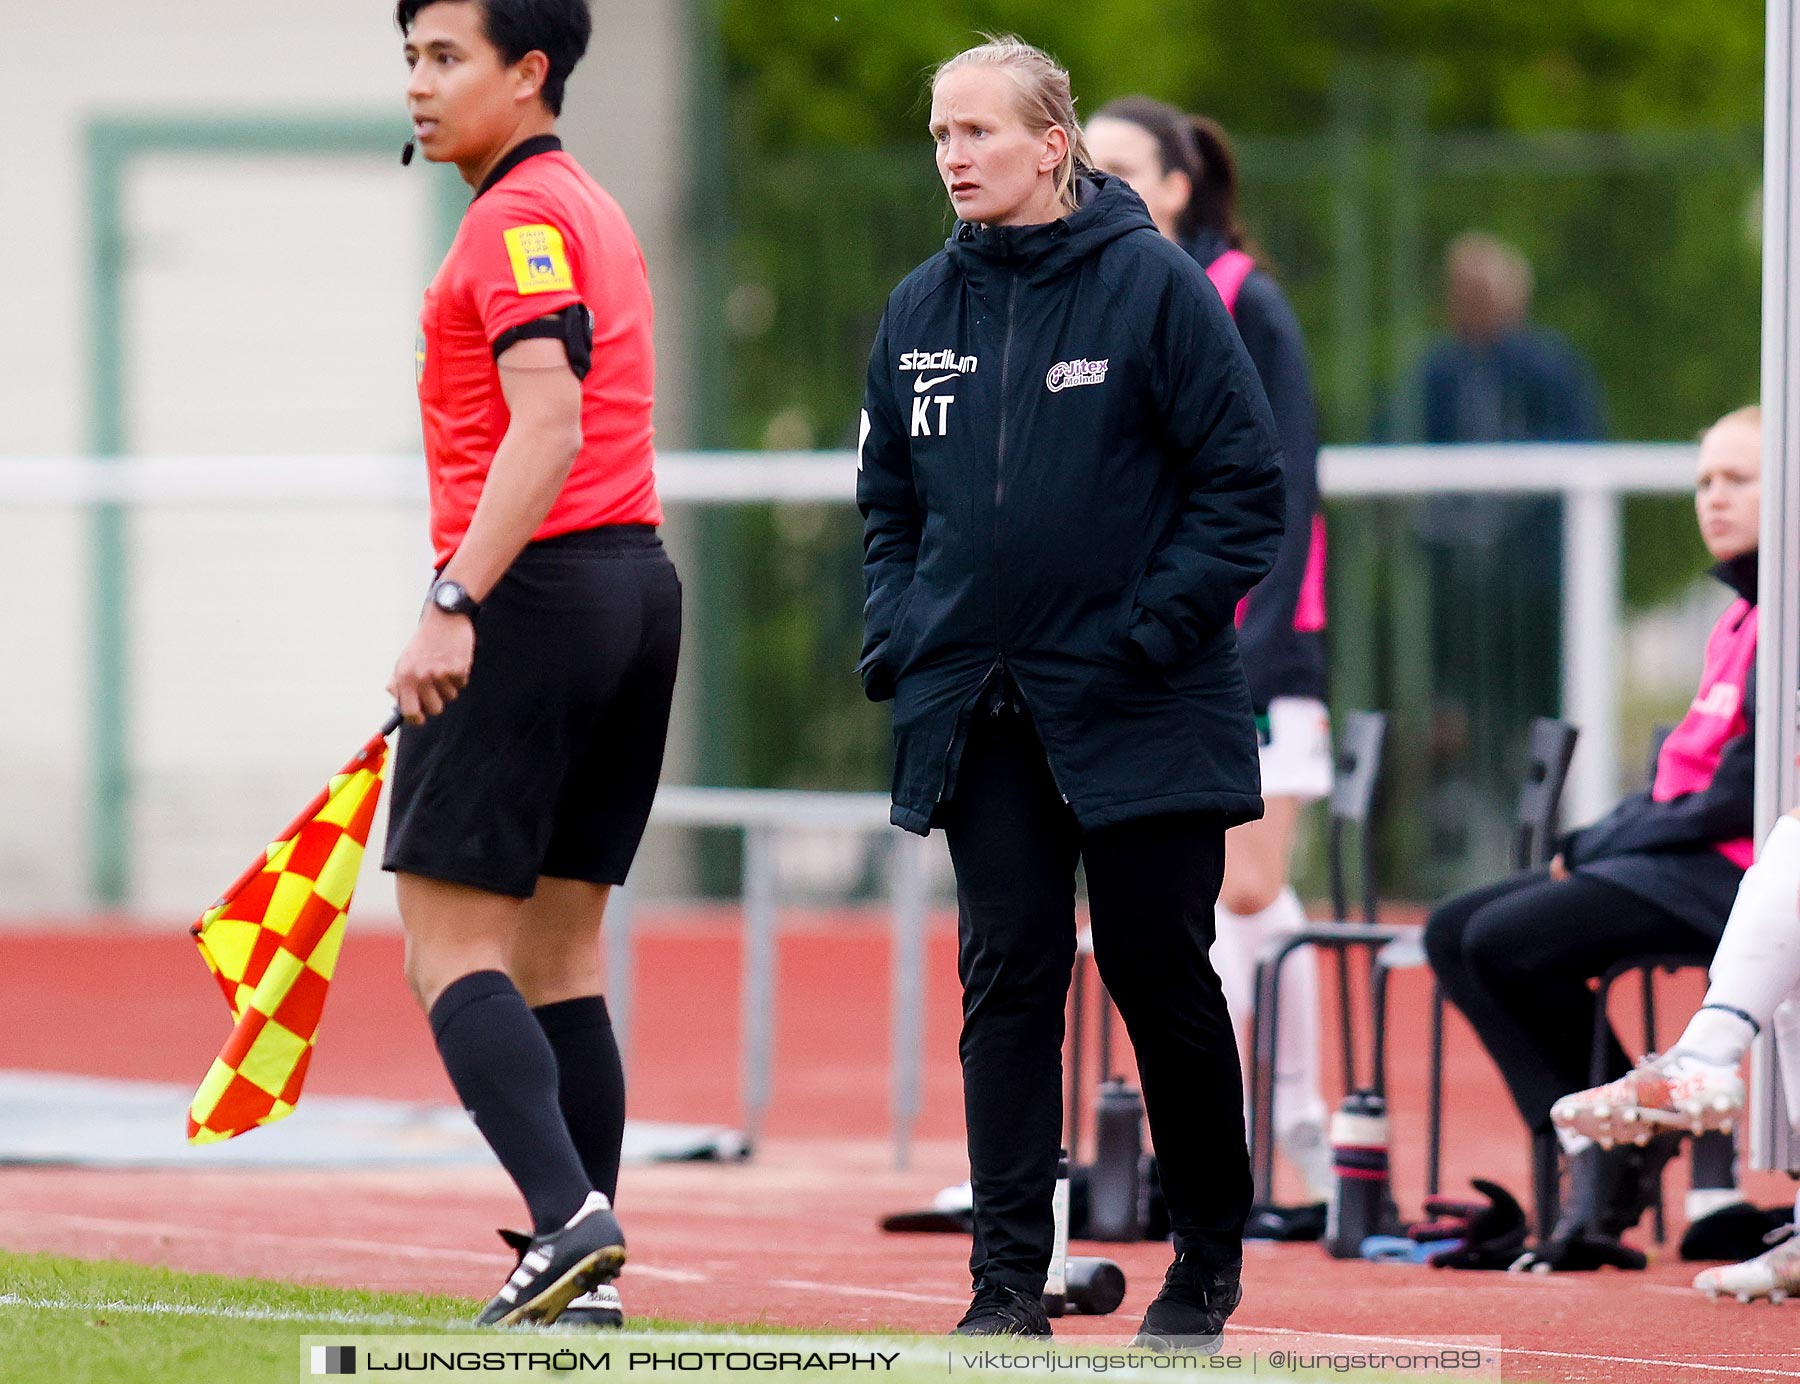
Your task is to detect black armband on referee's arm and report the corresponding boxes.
[491,303,594,380]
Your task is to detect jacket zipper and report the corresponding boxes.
[987,275,1070,807]
[1007,670,1073,806]
[934,278,1020,808]
[932,658,1002,804]
[992,274,1019,651]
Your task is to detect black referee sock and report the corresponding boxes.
[532,996,627,1204]
[429,970,593,1235]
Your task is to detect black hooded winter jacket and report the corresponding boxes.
[856,174,1286,835]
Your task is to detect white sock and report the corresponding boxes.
[1210,903,1257,1031]
[1675,1009,1757,1068]
[1215,889,1331,1197]
[1213,903,1261,1158]
[1687,815,1800,1055]
[1280,1116,1333,1203]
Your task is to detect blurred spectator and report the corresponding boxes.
[1418,233,1604,445]
[1397,235,1607,884]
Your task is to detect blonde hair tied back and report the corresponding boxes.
[933,34,1092,214]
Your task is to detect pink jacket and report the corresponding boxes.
[1565,553,1759,927]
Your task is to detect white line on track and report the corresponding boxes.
[1,1212,708,1284]
[1232,1322,1800,1379]
[769,1280,968,1307]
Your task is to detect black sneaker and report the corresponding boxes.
[1244,1201,1328,1242]
[1131,1254,1241,1353]
[478,1193,626,1327]
[951,1282,1052,1337]
[497,1229,624,1328]
[1510,1139,1674,1273]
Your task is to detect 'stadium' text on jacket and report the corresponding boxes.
[856,173,1287,835]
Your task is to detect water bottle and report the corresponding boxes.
[1326,1090,1391,1259]
[1043,1149,1069,1317]
[1088,1079,1144,1241]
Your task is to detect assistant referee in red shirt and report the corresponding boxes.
[385,0,678,1329]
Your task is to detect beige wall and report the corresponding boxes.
[0,2,696,914]
[0,0,694,452]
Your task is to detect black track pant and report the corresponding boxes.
[1425,868,1716,1134]
[938,704,1250,1295]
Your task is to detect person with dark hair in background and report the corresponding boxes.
[1425,408,1761,1272]
[859,36,1284,1348]
[386,0,681,1328]
[1088,98,1335,1214]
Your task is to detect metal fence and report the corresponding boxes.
[0,442,1704,907]
[621,787,935,1168]
[7,443,1795,1169]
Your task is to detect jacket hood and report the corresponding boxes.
[1184,228,1234,268]
[1712,549,1758,604]
[946,172,1155,280]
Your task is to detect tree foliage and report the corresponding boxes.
[721,0,1763,149]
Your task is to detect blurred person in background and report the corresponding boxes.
[384,0,681,1328]
[1399,234,1608,885]
[1424,407,1761,1272]
[1553,797,1800,1304]
[858,36,1284,1348]
[1087,98,1335,1219]
[1419,233,1604,447]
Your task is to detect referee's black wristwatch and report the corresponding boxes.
[428,578,481,621]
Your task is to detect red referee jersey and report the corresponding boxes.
[416,137,661,564]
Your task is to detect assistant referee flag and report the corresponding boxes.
[187,727,390,1143]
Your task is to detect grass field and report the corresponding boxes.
[0,1251,1494,1384]
[0,1250,488,1383]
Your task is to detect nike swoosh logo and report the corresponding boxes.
[912,372,962,393]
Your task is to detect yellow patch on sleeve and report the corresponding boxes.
[502,223,574,294]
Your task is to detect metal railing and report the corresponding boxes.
[8,441,1694,826]
[624,787,934,1169]
[21,443,1794,1165]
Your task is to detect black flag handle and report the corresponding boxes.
[379,708,404,737]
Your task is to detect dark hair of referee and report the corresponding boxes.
[396,0,591,118]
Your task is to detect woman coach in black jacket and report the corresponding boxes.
[857,37,1285,1346]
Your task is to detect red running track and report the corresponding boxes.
[1,917,1795,1381]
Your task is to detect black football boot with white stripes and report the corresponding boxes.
[497,1228,624,1327]
[477,1192,625,1327]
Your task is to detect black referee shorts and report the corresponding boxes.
[383,525,681,899]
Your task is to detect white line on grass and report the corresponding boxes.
[15,1291,1788,1381]
[0,1293,455,1328]
[33,1210,1783,1375]
[1232,1322,1800,1379]
[3,1212,707,1283]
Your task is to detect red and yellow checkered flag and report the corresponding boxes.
[187,725,392,1143]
